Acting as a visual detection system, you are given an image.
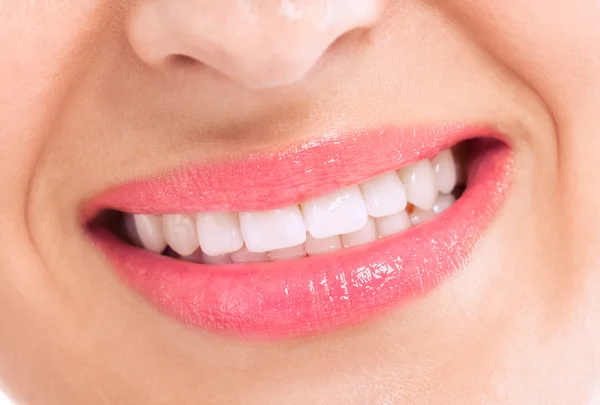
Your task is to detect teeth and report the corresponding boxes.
[196,212,244,256]
[202,252,232,265]
[162,214,200,256]
[341,217,377,248]
[230,245,268,264]
[302,185,368,239]
[128,147,464,264]
[124,215,143,248]
[375,211,412,238]
[431,150,458,194]
[359,172,407,218]
[130,214,167,253]
[268,244,306,261]
[239,205,307,253]
[410,207,435,225]
[180,249,204,263]
[305,233,342,256]
[433,193,456,214]
[398,160,437,210]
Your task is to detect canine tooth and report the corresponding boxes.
[202,252,232,265]
[302,185,368,238]
[230,245,268,264]
[433,193,456,214]
[410,207,435,225]
[360,171,407,217]
[239,205,307,253]
[268,244,306,261]
[305,234,342,256]
[398,160,437,210]
[431,150,457,194]
[196,212,244,256]
[163,214,200,256]
[375,211,412,237]
[341,216,377,248]
[131,214,167,253]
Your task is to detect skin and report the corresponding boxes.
[0,0,599,403]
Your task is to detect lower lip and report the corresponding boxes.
[90,139,512,340]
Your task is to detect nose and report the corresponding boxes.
[128,0,385,88]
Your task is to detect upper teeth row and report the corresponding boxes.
[125,149,459,262]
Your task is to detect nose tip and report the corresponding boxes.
[128,0,384,88]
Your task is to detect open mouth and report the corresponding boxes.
[86,125,512,340]
[108,147,465,263]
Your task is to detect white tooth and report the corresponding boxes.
[162,214,200,256]
[230,245,268,264]
[180,248,204,263]
[131,214,167,253]
[268,244,306,261]
[302,185,368,238]
[375,211,412,238]
[202,252,232,265]
[196,212,244,256]
[359,171,407,218]
[305,233,342,256]
[341,217,377,248]
[124,215,143,248]
[433,193,456,214]
[239,205,307,253]
[431,150,457,194]
[398,160,437,210]
[410,207,435,225]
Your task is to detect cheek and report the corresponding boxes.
[445,0,600,124]
[0,1,102,212]
[449,0,600,265]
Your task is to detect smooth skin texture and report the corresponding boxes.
[1,1,599,404]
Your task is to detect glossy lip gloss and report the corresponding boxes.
[86,124,513,340]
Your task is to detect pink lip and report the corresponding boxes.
[87,124,513,340]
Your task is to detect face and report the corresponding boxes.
[1,1,599,404]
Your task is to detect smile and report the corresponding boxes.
[86,124,512,340]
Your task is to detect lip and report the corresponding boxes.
[87,124,513,340]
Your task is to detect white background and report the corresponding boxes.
[0,392,14,405]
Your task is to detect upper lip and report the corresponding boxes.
[85,123,500,217]
[86,123,513,340]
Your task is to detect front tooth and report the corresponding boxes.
[131,214,167,253]
[360,172,407,217]
[375,211,412,238]
[230,245,268,264]
[239,205,307,253]
[163,214,200,256]
[431,150,458,194]
[398,160,437,210]
[302,185,368,239]
[268,244,306,261]
[305,233,342,256]
[410,207,435,225]
[196,212,244,256]
[341,217,377,248]
[433,193,456,214]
